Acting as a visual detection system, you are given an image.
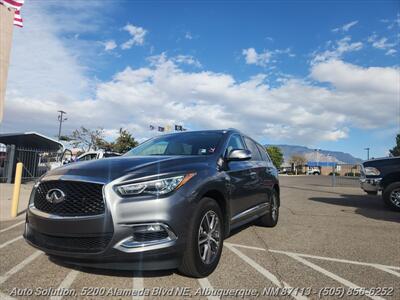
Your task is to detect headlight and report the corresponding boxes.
[116,173,196,196]
[364,167,380,176]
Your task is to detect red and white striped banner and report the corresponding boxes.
[0,0,24,27]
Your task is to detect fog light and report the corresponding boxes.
[133,224,163,233]
[115,223,177,252]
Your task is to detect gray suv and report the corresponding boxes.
[24,129,280,277]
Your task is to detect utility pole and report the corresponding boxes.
[364,147,370,160]
[57,110,67,140]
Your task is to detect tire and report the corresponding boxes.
[258,190,279,227]
[382,182,400,212]
[366,191,378,195]
[313,172,320,176]
[178,197,223,277]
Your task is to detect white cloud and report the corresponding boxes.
[243,48,271,66]
[185,32,193,40]
[332,20,358,32]
[386,49,397,56]
[367,34,397,55]
[121,23,147,49]
[312,36,362,63]
[103,40,117,51]
[2,3,398,147]
[173,55,202,68]
[4,54,399,145]
[5,2,91,102]
[242,47,294,67]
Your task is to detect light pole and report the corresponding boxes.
[364,147,370,160]
[57,110,67,140]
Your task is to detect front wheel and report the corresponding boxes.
[258,190,279,227]
[179,197,223,277]
[383,182,400,211]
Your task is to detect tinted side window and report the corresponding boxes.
[244,137,262,161]
[225,134,245,156]
[257,144,270,162]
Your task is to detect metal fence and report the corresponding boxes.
[331,163,361,187]
[0,144,8,182]
[0,144,57,183]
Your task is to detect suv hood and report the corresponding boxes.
[42,155,210,184]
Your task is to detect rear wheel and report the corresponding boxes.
[258,190,279,227]
[179,197,223,277]
[383,182,400,211]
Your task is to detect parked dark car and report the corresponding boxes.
[24,129,279,277]
[360,157,400,211]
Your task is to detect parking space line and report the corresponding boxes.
[285,253,385,300]
[224,242,266,251]
[198,278,220,300]
[0,221,25,234]
[133,272,144,300]
[372,266,400,278]
[0,236,23,250]
[269,249,400,270]
[49,270,80,300]
[0,251,42,285]
[225,244,308,300]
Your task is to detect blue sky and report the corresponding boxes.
[2,0,399,159]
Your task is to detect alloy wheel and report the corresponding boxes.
[390,188,400,208]
[271,194,278,221]
[198,210,221,265]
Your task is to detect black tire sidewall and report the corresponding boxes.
[383,182,400,211]
[258,190,279,227]
[190,197,224,276]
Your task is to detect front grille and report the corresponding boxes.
[133,231,169,242]
[26,226,111,253]
[34,181,104,216]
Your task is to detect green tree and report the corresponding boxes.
[266,146,284,168]
[69,127,106,152]
[110,128,139,153]
[389,133,400,157]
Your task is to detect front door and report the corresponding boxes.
[225,134,258,218]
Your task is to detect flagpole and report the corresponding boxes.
[0,4,15,122]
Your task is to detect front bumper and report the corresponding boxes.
[24,177,195,270]
[359,177,382,193]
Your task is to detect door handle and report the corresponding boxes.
[249,171,257,178]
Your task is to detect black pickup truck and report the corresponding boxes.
[360,157,400,211]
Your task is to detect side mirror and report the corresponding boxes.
[228,149,252,161]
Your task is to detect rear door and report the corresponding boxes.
[242,137,266,208]
[256,143,276,202]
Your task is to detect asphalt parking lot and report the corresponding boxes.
[0,176,399,300]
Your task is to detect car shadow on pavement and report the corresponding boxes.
[308,194,400,223]
[49,256,175,278]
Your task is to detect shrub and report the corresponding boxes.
[328,172,340,176]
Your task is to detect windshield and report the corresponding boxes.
[125,132,223,156]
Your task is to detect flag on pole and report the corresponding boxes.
[175,125,183,131]
[0,0,24,27]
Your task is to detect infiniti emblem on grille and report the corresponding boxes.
[46,189,66,204]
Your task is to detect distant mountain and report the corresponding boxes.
[266,144,363,164]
